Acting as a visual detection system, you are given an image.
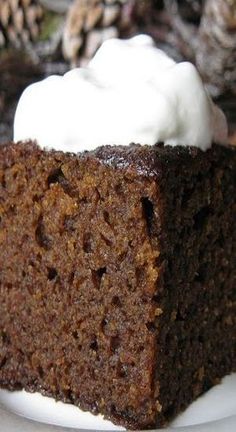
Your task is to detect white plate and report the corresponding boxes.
[0,373,235,432]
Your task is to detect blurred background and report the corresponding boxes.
[0,0,235,144]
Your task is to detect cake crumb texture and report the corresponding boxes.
[0,142,235,429]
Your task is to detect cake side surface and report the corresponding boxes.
[151,143,236,425]
[0,142,235,429]
[0,141,164,429]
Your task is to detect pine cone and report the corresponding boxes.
[62,0,153,66]
[0,0,44,49]
[163,0,202,60]
[173,0,203,23]
[163,0,236,96]
[196,0,236,96]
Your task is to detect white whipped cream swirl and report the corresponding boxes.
[14,35,228,152]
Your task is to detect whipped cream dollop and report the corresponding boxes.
[14,35,227,152]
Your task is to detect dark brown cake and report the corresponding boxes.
[0,141,235,429]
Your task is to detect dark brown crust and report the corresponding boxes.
[0,141,235,429]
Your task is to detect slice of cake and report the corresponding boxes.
[0,36,235,430]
